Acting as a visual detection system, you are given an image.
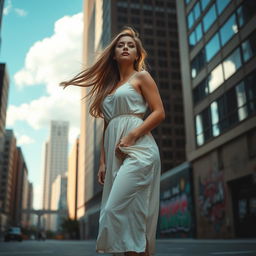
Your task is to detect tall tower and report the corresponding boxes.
[176,0,256,238]
[42,120,69,230]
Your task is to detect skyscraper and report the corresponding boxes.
[42,120,69,230]
[176,0,256,238]
[0,63,9,138]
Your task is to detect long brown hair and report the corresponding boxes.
[59,26,148,118]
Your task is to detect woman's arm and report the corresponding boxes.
[118,71,165,148]
[99,119,108,165]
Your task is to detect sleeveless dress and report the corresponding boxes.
[95,79,161,256]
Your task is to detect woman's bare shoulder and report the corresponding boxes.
[136,70,152,80]
[136,70,156,88]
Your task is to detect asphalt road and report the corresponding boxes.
[0,239,256,256]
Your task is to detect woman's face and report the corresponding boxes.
[114,36,138,64]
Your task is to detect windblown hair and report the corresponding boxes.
[59,26,148,118]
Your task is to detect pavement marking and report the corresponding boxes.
[211,250,256,255]
[0,251,53,255]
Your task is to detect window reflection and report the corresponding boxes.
[193,78,209,104]
[236,82,248,121]
[203,5,217,32]
[220,14,238,46]
[210,101,220,136]
[216,0,230,14]
[201,0,211,10]
[194,2,200,20]
[242,40,253,62]
[241,31,256,62]
[223,48,242,80]
[195,69,256,147]
[189,31,196,48]
[208,64,224,93]
[195,23,203,42]
[246,73,256,114]
[206,33,220,61]
[191,49,206,79]
[226,89,239,126]
[196,115,204,146]
[237,2,256,28]
[187,2,203,30]
[188,11,194,29]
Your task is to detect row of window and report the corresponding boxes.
[191,1,256,78]
[195,70,256,146]
[187,0,230,30]
[193,29,256,105]
[189,0,231,48]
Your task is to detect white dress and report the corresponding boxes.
[96,80,161,256]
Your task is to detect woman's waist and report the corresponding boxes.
[107,112,144,124]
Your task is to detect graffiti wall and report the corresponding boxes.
[159,164,195,238]
[198,168,226,233]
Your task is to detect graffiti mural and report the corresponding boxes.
[159,165,195,238]
[198,168,226,232]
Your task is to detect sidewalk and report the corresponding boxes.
[157,238,256,244]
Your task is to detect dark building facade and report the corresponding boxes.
[0,130,17,233]
[0,63,9,137]
[176,0,256,238]
[108,0,186,173]
[11,147,29,227]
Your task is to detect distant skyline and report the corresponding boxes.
[1,0,83,209]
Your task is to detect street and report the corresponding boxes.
[0,239,256,256]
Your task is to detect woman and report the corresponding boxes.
[60,27,165,256]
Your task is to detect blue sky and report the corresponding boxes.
[1,0,83,209]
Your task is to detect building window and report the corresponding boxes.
[191,49,206,78]
[195,69,256,147]
[223,48,242,80]
[195,22,203,42]
[247,129,256,158]
[195,108,211,146]
[201,0,211,11]
[236,1,256,28]
[246,72,256,115]
[210,101,220,136]
[187,1,201,29]
[220,14,238,46]
[205,33,221,61]
[203,4,217,32]
[189,31,196,48]
[194,2,201,21]
[193,78,209,104]
[208,63,224,93]
[235,81,248,121]
[241,30,256,62]
[216,0,230,15]
[226,88,239,126]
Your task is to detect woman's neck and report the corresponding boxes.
[117,64,136,82]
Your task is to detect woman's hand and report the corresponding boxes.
[97,163,106,185]
[115,132,138,159]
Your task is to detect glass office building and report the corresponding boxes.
[176,0,256,238]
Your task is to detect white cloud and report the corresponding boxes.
[3,0,12,15]
[3,0,28,17]
[14,12,84,95]
[7,12,84,145]
[14,8,28,17]
[17,134,35,145]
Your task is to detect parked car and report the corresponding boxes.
[4,227,23,242]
